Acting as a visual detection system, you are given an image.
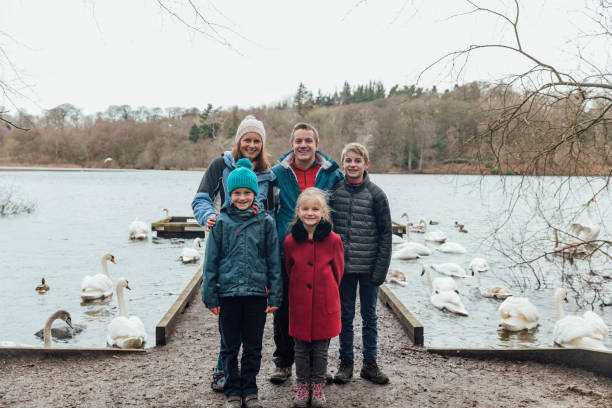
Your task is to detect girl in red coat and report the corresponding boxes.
[283,187,344,408]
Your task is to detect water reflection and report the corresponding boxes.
[496,327,540,347]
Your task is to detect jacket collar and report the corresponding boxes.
[343,171,370,191]
[223,151,276,182]
[278,150,338,173]
[291,219,332,242]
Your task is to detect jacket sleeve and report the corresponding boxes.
[283,237,294,278]
[371,187,392,286]
[331,235,345,286]
[201,221,222,308]
[265,216,283,307]
[192,157,224,227]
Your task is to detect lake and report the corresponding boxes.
[0,169,610,349]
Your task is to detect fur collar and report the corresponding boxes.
[291,219,332,242]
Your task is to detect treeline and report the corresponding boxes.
[0,80,608,175]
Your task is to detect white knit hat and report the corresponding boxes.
[235,115,266,143]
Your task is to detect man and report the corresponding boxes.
[270,122,343,384]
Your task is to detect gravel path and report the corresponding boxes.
[1,297,611,408]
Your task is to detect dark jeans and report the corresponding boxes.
[219,296,267,398]
[338,273,379,363]
[272,265,294,368]
[294,338,330,384]
[215,317,224,372]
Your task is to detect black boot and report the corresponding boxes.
[333,360,353,384]
[360,360,389,384]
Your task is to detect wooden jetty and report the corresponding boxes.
[151,216,205,238]
[392,221,406,237]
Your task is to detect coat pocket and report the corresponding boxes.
[325,285,341,314]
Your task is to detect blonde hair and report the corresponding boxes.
[290,122,319,144]
[341,142,370,163]
[292,187,332,225]
[231,139,271,172]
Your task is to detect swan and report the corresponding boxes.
[421,265,468,316]
[162,208,169,218]
[107,278,147,348]
[498,296,539,331]
[1,310,73,348]
[180,237,203,263]
[129,219,149,240]
[81,253,116,301]
[385,268,407,286]
[569,199,601,243]
[36,278,50,293]
[472,269,512,299]
[469,258,489,273]
[424,230,447,243]
[395,215,432,255]
[392,246,420,260]
[392,234,405,244]
[553,288,609,350]
[437,242,467,254]
[429,263,468,278]
[410,219,427,233]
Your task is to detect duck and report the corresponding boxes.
[459,225,468,233]
[385,268,407,286]
[129,219,149,240]
[107,278,147,348]
[454,221,463,228]
[437,242,467,254]
[498,296,539,331]
[569,198,601,243]
[1,310,73,348]
[36,278,50,293]
[81,253,116,301]
[429,220,439,225]
[469,258,489,273]
[553,288,609,350]
[180,237,203,263]
[429,263,468,278]
[421,265,468,316]
[472,268,512,299]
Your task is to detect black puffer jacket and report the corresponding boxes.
[330,173,392,285]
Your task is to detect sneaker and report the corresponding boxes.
[310,382,326,408]
[244,394,263,408]
[292,383,310,408]
[225,396,241,408]
[269,366,292,384]
[360,360,389,384]
[211,368,225,392]
[333,360,353,384]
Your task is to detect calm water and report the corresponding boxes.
[0,170,610,349]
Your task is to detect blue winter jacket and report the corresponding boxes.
[272,150,343,249]
[201,201,282,309]
[192,151,277,227]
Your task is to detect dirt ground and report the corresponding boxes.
[1,297,611,408]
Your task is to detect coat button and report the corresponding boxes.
[307,261,313,266]
[306,284,312,289]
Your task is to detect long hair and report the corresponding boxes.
[231,141,271,173]
[291,187,332,225]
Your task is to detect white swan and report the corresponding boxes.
[129,219,149,240]
[472,269,512,299]
[392,234,405,244]
[429,263,468,278]
[392,246,420,260]
[107,278,147,348]
[385,268,407,286]
[395,215,432,256]
[553,288,609,350]
[437,242,467,254]
[421,265,469,316]
[498,296,539,331]
[469,258,489,273]
[81,253,116,301]
[424,230,447,243]
[162,208,169,218]
[1,310,73,348]
[569,199,601,243]
[180,237,203,263]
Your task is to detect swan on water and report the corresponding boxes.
[472,269,512,299]
[421,221,447,243]
[162,208,169,218]
[437,242,467,254]
[395,215,432,255]
[1,310,73,348]
[498,296,539,331]
[429,263,468,278]
[36,278,50,293]
[553,288,609,350]
[569,198,601,243]
[421,265,469,316]
[385,268,407,286]
[180,237,203,263]
[107,278,147,348]
[469,258,489,273]
[81,253,116,301]
[129,219,149,240]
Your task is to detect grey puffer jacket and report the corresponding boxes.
[330,173,392,285]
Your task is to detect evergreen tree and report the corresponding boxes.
[189,123,200,143]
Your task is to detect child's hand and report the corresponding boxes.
[208,306,220,315]
[206,214,217,231]
[265,306,278,314]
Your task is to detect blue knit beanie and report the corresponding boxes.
[227,158,258,195]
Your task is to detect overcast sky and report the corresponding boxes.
[0,0,602,115]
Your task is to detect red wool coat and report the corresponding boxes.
[284,222,344,342]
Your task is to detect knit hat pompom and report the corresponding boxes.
[235,115,266,144]
[227,158,258,195]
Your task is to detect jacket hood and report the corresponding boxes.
[277,150,339,173]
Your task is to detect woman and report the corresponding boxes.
[192,114,277,393]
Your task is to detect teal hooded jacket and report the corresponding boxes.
[201,201,282,309]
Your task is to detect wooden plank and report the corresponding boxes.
[0,347,145,358]
[156,264,203,346]
[391,221,406,237]
[427,347,612,378]
[379,284,424,346]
